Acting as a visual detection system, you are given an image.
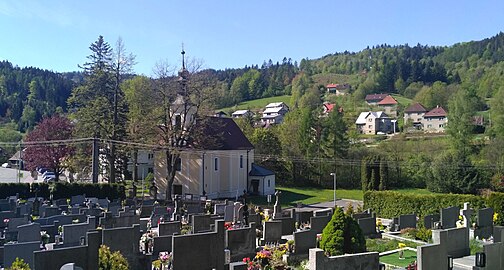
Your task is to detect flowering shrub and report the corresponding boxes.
[40,231,50,244]
[242,245,288,270]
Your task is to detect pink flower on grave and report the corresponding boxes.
[159,251,171,263]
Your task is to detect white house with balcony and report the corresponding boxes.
[260,102,289,125]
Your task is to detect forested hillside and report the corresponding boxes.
[0,61,75,131]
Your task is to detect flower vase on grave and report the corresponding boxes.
[399,249,404,259]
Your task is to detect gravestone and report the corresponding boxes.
[310,215,331,234]
[226,223,256,261]
[233,202,242,222]
[70,195,86,206]
[17,222,41,243]
[398,214,417,230]
[43,206,61,218]
[262,221,282,244]
[293,229,317,254]
[423,214,440,229]
[97,198,109,209]
[273,190,282,219]
[461,202,474,228]
[357,216,378,236]
[313,208,332,217]
[297,211,313,224]
[224,205,234,222]
[474,207,493,239]
[158,221,181,236]
[214,203,226,215]
[62,217,96,246]
[4,241,40,269]
[192,214,212,233]
[102,224,142,269]
[248,213,260,227]
[441,206,459,229]
[55,199,68,207]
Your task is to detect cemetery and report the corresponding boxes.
[0,182,501,270]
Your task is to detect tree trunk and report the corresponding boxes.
[109,143,116,183]
[132,149,138,182]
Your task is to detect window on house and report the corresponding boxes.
[439,124,444,128]
[214,158,219,171]
[148,168,153,173]
[175,158,181,171]
[268,179,270,187]
[368,125,372,128]
[427,124,432,128]
[240,155,243,169]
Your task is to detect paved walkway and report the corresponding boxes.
[285,199,363,212]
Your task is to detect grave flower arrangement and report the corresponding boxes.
[40,231,50,244]
[140,231,157,254]
[159,251,172,270]
[398,242,406,259]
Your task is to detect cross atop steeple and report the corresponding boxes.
[178,43,189,84]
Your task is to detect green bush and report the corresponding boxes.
[487,192,504,226]
[7,257,30,270]
[363,191,486,218]
[51,183,126,200]
[320,207,366,256]
[98,245,129,270]
[415,227,432,242]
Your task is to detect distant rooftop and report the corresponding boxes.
[424,106,447,117]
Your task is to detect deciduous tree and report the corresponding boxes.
[24,115,74,182]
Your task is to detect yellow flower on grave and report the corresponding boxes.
[494,213,499,222]
[458,215,464,221]
[398,243,406,249]
[376,219,382,226]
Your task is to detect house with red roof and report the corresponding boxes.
[326,83,350,95]
[365,93,389,105]
[421,106,448,133]
[404,103,428,128]
[377,95,398,117]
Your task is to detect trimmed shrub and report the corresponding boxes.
[51,183,126,200]
[7,257,30,270]
[363,191,486,219]
[487,192,504,226]
[320,207,366,256]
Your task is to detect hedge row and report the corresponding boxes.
[363,191,488,219]
[0,182,125,201]
[52,183,126,200]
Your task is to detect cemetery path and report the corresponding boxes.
[285,199,363,212]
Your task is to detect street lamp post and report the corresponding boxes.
[330,172,336,208]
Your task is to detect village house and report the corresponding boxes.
[126,150,155,180]
[404,103,428,129]
[326,83,350,95]
[260,102,289,125]
[322,102,343,115]
[214,111,228,118]
[421,106,448,133]
[377,95,398,117]
[365,93,389,105]
[231,109,254,118]
[355,111,393,134]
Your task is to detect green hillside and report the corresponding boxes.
[219,95,292,114]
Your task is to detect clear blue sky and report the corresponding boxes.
[1,1,503,76]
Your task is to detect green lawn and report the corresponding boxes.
[391,94,413,108]
[248,186,433,207]
[380,250,417,268]
[219,95,291,113]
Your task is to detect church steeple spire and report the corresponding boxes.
[178,43,189,84]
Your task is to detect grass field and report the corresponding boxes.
[380,250,417,268]
[391,94,413,108]
[248,186,433,207]
[219,95,291,113]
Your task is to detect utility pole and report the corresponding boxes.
[92,137,99,183]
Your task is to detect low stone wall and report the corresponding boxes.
[308,248,379,270]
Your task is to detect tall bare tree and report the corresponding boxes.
[152,51,214,200]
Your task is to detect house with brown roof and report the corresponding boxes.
[327,83,350,95]
[421,106,448,133]
[154,117,275,199]
[404,103,428,128]
[365,93,389,105]
[377,95,398,117]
